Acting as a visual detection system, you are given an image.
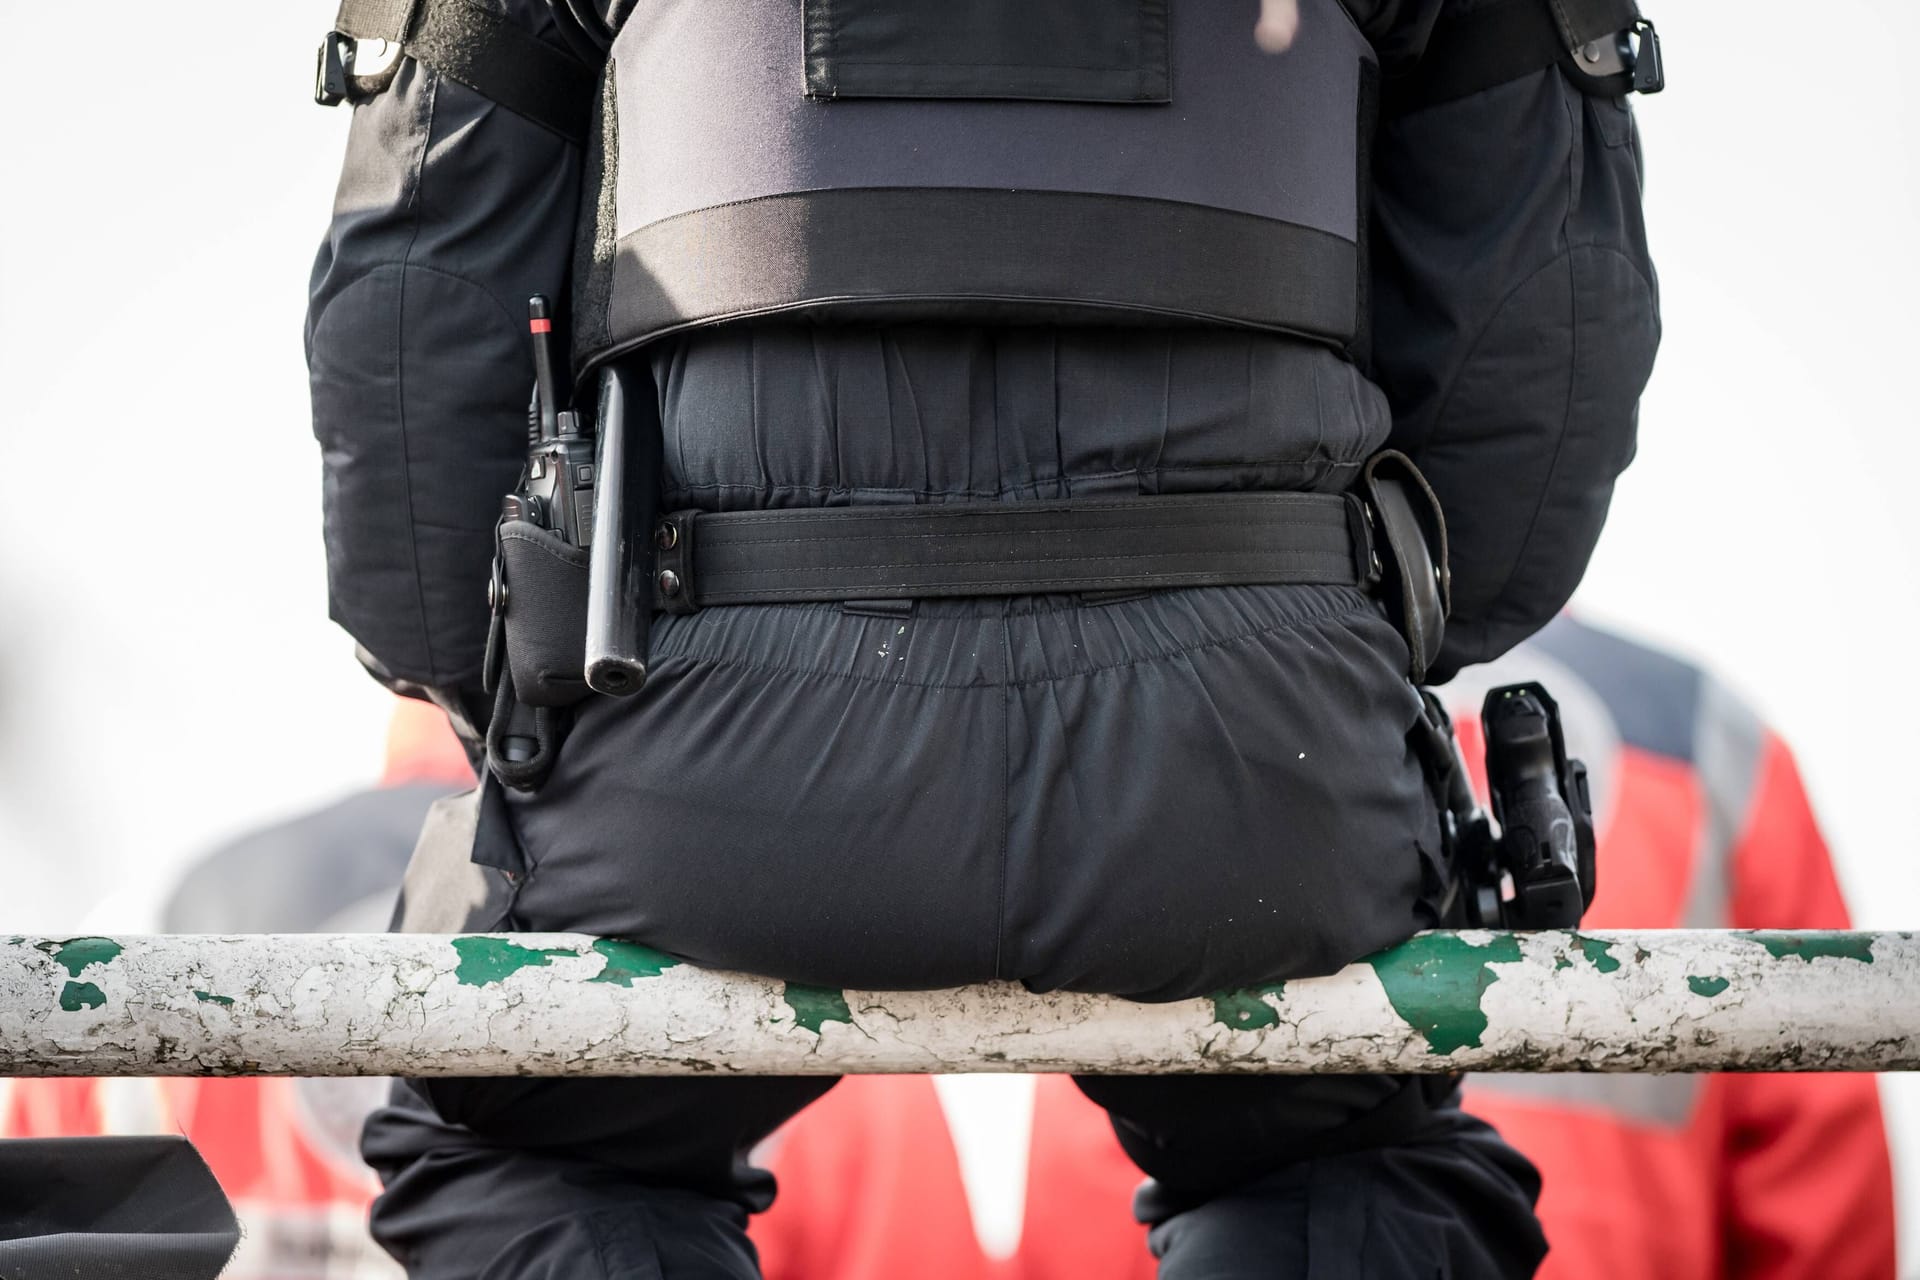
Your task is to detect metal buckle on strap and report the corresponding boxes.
[314,31,404,107]
[1566,17,1665,96]
[315,32,355,105]
[1627,19,1664,94]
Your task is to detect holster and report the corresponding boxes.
[1362,450,1451,685]
[495,522,592,707]
[482,519,591,791]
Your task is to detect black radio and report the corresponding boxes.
[505,295,596,548]
[482,294,598,787]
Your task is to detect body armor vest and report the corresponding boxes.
[578,0,1374,366]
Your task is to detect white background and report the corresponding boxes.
[1,1,1917,1270]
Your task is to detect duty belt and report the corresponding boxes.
[487,449,1449,789]
[642,450,1450,684]
[648,493,1379,612]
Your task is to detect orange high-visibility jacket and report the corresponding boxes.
[1448,617,1895,1280]
[750,617,1896,1280]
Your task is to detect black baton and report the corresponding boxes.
[585,364,657,696]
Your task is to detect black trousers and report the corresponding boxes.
[371,586,1544,1276]
[0,1137,240,1280]
[363,1071,1543,1279]
[504,588,1455,999]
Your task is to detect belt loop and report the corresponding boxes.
[1077,589,1151,607]
[653,510,699,615]
[841,599,916,619]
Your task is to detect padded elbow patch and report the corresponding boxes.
[1432,240,1657,675]
[1372,71,1661,682]
[310,262,527,688]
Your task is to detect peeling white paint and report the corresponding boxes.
[1,931,1914,1077]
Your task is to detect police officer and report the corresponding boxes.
[307,0,1661,1274]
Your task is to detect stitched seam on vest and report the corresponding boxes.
[620,185,1357,239]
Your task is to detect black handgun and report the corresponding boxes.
[1446,683,1597,930]
[1483,683,1596,928]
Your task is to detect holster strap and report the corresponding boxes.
[650,493,1377,614]
[1363,451,1450,685]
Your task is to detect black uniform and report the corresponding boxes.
[307,1,1658,1274]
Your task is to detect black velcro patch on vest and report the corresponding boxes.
[803,0,1170,103]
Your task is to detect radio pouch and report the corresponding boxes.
[496,522,592,707]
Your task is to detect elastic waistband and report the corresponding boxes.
[644,583,1390,690]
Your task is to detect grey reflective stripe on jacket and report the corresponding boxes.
[1676,675,1767,931]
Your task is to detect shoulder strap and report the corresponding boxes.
[329,0,599,144]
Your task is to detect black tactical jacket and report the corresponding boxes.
[307,0,1657,702]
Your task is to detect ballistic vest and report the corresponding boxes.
[572,0,1375,365]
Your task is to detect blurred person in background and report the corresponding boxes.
[746,615,1897,1280]
[1,700,472,1280]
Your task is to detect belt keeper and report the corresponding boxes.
[654,510,699,615]
[1345,493,1383,589]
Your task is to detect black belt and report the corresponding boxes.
[648,493,1381,613]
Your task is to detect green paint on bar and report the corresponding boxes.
[194,991,235,1007]
[587,939,681,987]
[37,938,123,978]
[784,984,853,1036]
[1368,933,1524,1056]
[1687,975,1730,998]
[59,981,106,1012]
[451,937,576,987]
[1747,932,1875,964]
[1211,983,1288,1031]
[1574,935,1622,974]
